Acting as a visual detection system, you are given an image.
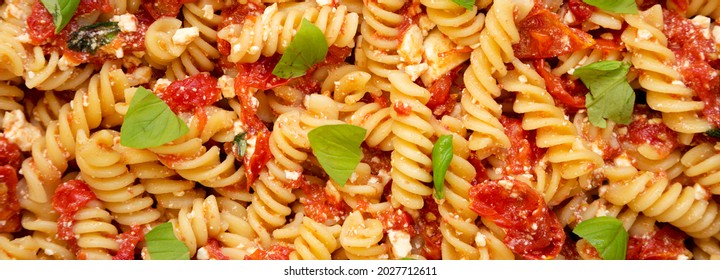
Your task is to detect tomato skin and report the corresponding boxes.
[0,166,20,233]
[143,0,195,19]
[376,208,416,236]
[627,225,690,260]
[621,109,680,159]
[159,73,221,114]
[0,137,22,171]
[469,177,565,259]
[567,0,595,25]
[112,225,144,260]
[532,59,587,110]
[204,239,230,260]
[299,176,350,224]
[52,180,97,254]
[244,244,293,260]
[498,116,545,176]
[513,8,595,59]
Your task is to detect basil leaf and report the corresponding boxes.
[308,124,366,187]
[120,87,189,149]
[145,222,190,260]
[234,132,247,158]
[573,216,628,260]
[707,128,720,139]
[573,61,635,128]
[452,0,474,10]
[432,135,453,200]
[40,0,81,34]
[67,22,120,54]
[272,19,328,79]
[582,0,638,14]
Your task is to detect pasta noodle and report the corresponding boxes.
[1,0,719,261]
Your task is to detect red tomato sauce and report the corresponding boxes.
[159,73,221,114]
[376,208,416,236]
[51,180,97,254]
[469,177,565,259]
[620,106,680,159]
[426,67,460,118]
[417,196,442,260]
[513,7,595,59]
[533,59,587,110]
[627,225,690,260]
[299,177,350,224]
[0,166,20,233]
[567,0,595,25]
[662,9,720,127]
[217,2,265,56]
[244,244,293,260]
[203,239,230,260]
[112,225,144,260]
[498,116,545,176]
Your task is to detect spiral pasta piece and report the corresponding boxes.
[430,116,480,260]
[622,5,710,134]
[0,83,23,113]
[219,3,359,64]
[21,62,128,204]
[165,0,224,80]
[357,0,407,91]
[23,47,95,91]
[73,200,120,260]
[344,102,394,151]
[76,129,162,226]
[460,0,534,157]
[247,171,297,247]
[144,18,198,68]
[686,0,720,18]
[388,71,434,210]
[171,195,227,257]
[603,165,720,238]
[503,59,603,179]
[681,142,720,195]
[0,0,31,81]
[693,234,720,260]
[339,211,388,260]
[290,216,341,260]
[322,64,374,105]
[0,234,38,260]
[420,0,488,47]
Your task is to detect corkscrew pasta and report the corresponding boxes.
[1,0,720,260]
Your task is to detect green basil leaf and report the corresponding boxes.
[272,19,328,79]
[573,216,628,260]
[706,128,720,139]
[573,61,635,128]
[67,22,120,54]
[145,222,190,260]
[120,87,189,149]
[400,257,415,260]
[452,0,474,10]
[308,124,366,187]
[432,135,453,200]
[40,0,81,34]
[582,0,638,14]
[234,132,247,158]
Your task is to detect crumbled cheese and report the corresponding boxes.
[398,25,423,65]
[260,4,278,41]
[153,78,172,92]
[57,56,73,71]
[474,232,487,247]
[3,3,26,19]
[417,15,436,37]
[614,152,633,167]
[112,13,138,33]
[713,26,720,45]
[694,183,710,200]
[691,16,711,39]
[245,135,257,158]
[196,247,210,260]
[232,118,245,135]
[16,33,30,44]
[671,80,685,86]
[420,29,470,85]
[218,75,236,98]
[400,63,428,81]
[518,75,528,84]
[562,11,576,25]
[126,66,152,86]
[636,29,653,41]
[315,0,333,6]
[285,170,301,181]
[388,230,412,258]
[115,47,124,58]
[202,5,215,20]
[2,110,42,151]
[172,27,200,46]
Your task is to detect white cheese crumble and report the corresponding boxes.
[218,75,236,98]
[201,5,215,20]
[691,15,711,39]
[474,232,487,247]
[285,170,301,181]
[2,110,42,152]
[315,0,333,6]
[112,13,138,33]
[153,78,172,93]
[694,183,710,200]
[196,247,210,260]
[398,25,423,65]
[388,230,412,258]
[636,29,653,41]
[172,27,200,46]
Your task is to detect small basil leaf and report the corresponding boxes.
[67,21,120,54]
[573,216,628,260]
[120,87,189,149]
[308,124,366,187]
[706,128,720,139]
[582,0,638,14]
[234,132,247,158]
[432,135,453,200]
[272,19,328,79]
[145,222,190,260]
[573,61,635,128]
[452,0,474,10]
[40,0,81,34]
